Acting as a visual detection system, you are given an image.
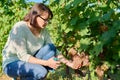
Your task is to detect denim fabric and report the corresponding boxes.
[4,43,56,80]
[35,43,56,60]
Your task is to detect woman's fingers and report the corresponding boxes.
[48,57,61,69]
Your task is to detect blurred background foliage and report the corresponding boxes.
[0,0,120,80]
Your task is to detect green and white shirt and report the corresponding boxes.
[2,21,52,70]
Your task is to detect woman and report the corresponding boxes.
[2,3,80,80]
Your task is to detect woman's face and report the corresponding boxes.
[36,11,49,29]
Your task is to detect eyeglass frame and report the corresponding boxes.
[38,15,51,23]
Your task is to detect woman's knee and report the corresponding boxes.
[35,65,48,79]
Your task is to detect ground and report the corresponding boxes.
[0,74,12,80]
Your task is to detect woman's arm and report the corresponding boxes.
[28,56,60,69]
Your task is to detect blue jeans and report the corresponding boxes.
[4,43,56,80]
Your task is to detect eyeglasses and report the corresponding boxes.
[38,15,51,24]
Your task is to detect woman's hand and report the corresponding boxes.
[57,55,80,69]
[66,61,81,70]
[46,57,61,69]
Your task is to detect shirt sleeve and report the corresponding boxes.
[10,25,31,62]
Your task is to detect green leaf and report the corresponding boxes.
[90,42,103,56]
[80,38,91,50]
[72,0,86,7]
[101,9,114,21]
[70,17,78,26]
[80,27,89,36]
[118,51,120,57]
[100,30,115,44]
[64,27,73,33]
[98,3,107,8]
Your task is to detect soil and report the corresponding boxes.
[0,74,12,80]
